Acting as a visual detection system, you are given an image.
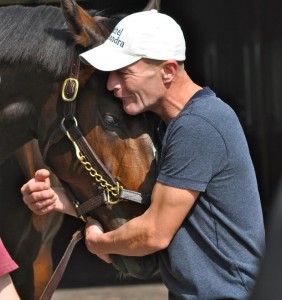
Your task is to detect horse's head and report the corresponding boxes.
[38,0,162,279]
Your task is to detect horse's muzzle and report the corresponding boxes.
[110,253,159,280]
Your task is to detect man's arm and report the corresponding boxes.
[85,182,199,257]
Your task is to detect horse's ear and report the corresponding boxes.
[61,0,106,48]
[143,0,161,11]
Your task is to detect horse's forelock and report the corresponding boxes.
[97,14,126,34]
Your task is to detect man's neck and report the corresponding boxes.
[161,71,202,124]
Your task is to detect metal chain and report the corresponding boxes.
[79,154,122,198]
[63,120,123,202]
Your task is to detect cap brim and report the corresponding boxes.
[79,43,141,72]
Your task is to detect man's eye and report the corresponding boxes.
[117,69,128,77]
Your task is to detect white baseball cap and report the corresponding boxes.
[79,10,186,71]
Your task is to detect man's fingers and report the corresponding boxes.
[35,169,50,184]
[22,189,56,208]
[24,193,56,214]
[21,169,51,199]
[21,180,49,196]
[84,218,112,263]
[21,169,57,216]
[30,189,56,203]
[86,217,104,231]
[32,200,56,215]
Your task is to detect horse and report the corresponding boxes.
[0,0,161,298]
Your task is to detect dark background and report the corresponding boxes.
[2,0,282,289]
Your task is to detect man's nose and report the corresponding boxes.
[107,71,119,91]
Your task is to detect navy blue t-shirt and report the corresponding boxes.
[157,87,265,299]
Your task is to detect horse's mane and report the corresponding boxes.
[0,5,122,78]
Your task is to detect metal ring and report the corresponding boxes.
[61,117,78,133]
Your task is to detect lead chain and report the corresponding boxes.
[65,127,123,200]
[79,155,122,198]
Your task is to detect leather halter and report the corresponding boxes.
[42,58,151,221]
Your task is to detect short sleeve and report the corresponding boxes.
[157,114,227,192]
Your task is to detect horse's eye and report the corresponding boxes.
[103,114,119,127]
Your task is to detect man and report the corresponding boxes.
[22,10,265,299]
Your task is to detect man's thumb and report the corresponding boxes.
[35,169,50,184]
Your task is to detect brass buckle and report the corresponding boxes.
[104,186,124,205]
[62,78,79,102]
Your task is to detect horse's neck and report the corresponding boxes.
[0,66,62,163]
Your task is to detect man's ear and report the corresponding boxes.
[162,61,178,84]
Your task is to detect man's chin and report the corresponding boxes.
[123,103,140,116]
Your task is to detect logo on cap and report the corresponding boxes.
[108,27,125,48]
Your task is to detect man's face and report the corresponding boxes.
[107,59,164,115]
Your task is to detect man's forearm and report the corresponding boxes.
[85,214,165,257]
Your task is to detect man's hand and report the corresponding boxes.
[21,169,58,215]
[85,217,112,264]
